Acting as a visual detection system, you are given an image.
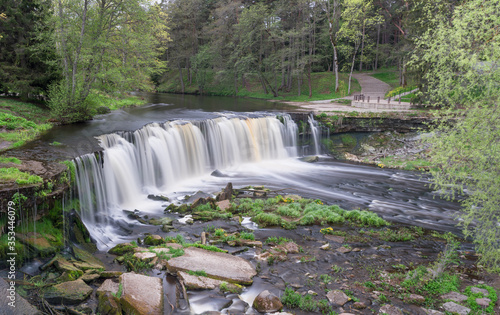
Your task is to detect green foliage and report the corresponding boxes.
[276,203,302,218]
[187,243,226,253]
[254,212,282,227]
[0,167,43,185]
[385,86,417,98]
[264,236,293,245]
[0,109,52,150]
[340,134,356,147]
[464,285,497,314]
[0,156,21,164]
[281,287,332,313]
[239,231,255,240]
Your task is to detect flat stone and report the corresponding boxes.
[421,308,444,315]
[134,252,157,261]
[98,292,121,315]
[43,279,93,305]
[178,271,223,290]
[216,200,231,211]
[406,294,425,304]
[476,298,491,307]
[108,243,136,255]
[72,261,104,271]
[100,271,123,278]
[440,291,468,303]
[0,278,41,314]
[81,271,100,283]
[353,301,367,309]
[442,302,471,315]
[378,304,403,315]
[120,273,163,315]
[470,287,489,297]
[72,246,105,269]
[167,247,256,285]
[236,239,263,247]
[144,235,164,245]
[337,246,352,253]
[17,232,57,255]
[326,290,350,306]
[97,279,120,297]
[320,244,330,250]
[280,242,300,254]
[253,290,283,313]
[325,235,345,243]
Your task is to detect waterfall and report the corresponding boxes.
[308,114,321,155]
[73,114,299,231]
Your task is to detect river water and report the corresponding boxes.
[12,92,456,251]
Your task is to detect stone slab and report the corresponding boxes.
[43,279,93,305]
[442,302,470,315]
[167,247,256,285]
[120,273,163,315]
[0,278,41,315]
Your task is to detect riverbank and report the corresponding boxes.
[5,188,498,315]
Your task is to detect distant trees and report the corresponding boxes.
[0,0,60,99]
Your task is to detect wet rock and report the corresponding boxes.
[216,182,233,201]
[442,302,471,315]
[147,194,169,201]
[378,304,403,315]
[440,292,468,303]
[96,279,119,297]
[470,287,489,297]
[353,301,367,309]
[98,292,121,315]
[0,278,41,315]
[144,235,164,246]
[476,298,491,307]
[299,155,319,163]
[226,298,249,313]
[178,271,222,290]
[148,217,173,226]
[216,200,232,211]
[253,290,283,313]
[337,246,352,253]
[162,224,174,232]
[43,279,93,305]
[325,235,345,243]
[211,169,228,177]
[308,290,318,296]
[54,257,83,280]
[179,214,194,224]
[72,246,105,269]
[421,308,444,315]
[100,271,123,278]
[326,290,350,306]
[120,273,163,315]
[134,251,157,261]
[81,270,100,283]
[108,243,136,255]
[320,243,330,250]
[167,247,256,285]
[405,293,425,304]
[17,232,58,256]
[280,242,300,254]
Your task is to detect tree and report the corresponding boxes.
[0,0,60,99]
[411,0,500,271]
[323,0,341,92]
[50,0,166,123]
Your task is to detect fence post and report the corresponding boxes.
[367,96,370,103]
[388,97,391,104]
[377,96,380,103]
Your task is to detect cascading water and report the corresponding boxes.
[73,114,299,248]
[308,114,321,155]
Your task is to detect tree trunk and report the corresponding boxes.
[359,19,365,71]
[178,64,185,94]
[234,69,238,95]
[348,42,360,95]
[375,23,380,70]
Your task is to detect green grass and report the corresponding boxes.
[464,285,497,314]
[379,156,433,171]
[186,270,208,277]
[0,167,43,185]
[158,70,361,101]
[385,86,418,98]
[0,98,52,124]
[371,68,400,88]
[0,156,21,164]
[281,287,333,313]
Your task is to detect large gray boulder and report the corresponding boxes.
[167,247,256,285]
[119,273,163,315]
[0,278,41,315]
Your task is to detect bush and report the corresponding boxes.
[254,212,282,227]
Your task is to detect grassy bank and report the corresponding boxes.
[158,70,360,102]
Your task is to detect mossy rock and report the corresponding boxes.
[54,257,83,280]
[43,279,93,305]
[98,292,122,315]
[108,243,136,255]
[17,232,59,257]
[144,235,164,246]
[148,217,173,226]
[72,246,105,270]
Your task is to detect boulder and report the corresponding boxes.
[98,292,122,315]
[211,169,228,177]
[81,271,100,283]
[299,156,319,163]
[53,257,83,280]
[133,252,157,261]
[253,290,283,313]
[178,271,240,292]
[17,232,58,256]
[0,278,41,315]
[144,235,164,246]
[148,217,174,226]
[120,273,163,315]
[216,182,233,201]
[442,302,471,315]
[167,247,256,285]
[43,279,93,305]
[440,292,468,303]
[216,200,232,211]
[470,287,489,297]
[476,298,491,307]
[326,290,350,306]
[378,304,403,315]
[147,194,169,201]
[96,279,120,297]
[108,243,136,255]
